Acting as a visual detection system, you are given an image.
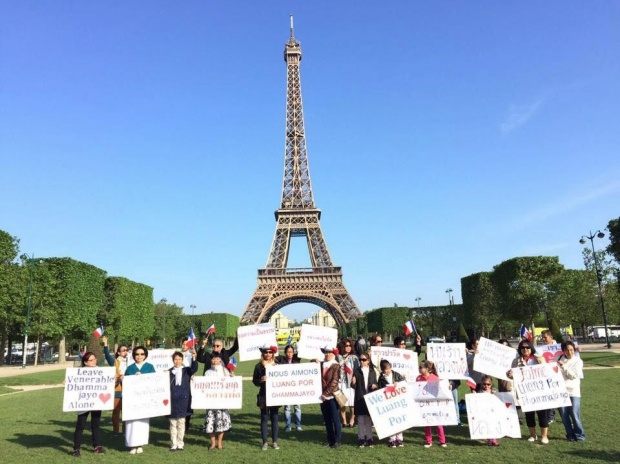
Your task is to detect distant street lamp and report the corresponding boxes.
[20,254,42,369]
[580,230,611,349]
[445,288,454,306]
[415,297,422,308]
[190,304,196,316]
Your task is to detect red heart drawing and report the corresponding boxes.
[542,352,554,362]
[163,399,169,406]
[505,402,511,408]
[554,351,562,360]
[553,366,559,373]
[403,353,411,360]
[99,393,111,404]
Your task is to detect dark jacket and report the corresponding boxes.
[352,366,378,416]
[276,354,301,365]
[321,362,340,397]
[378,370,405,388]
[197,338,239,375]
[168,360,198,418]
[253,360,280,409]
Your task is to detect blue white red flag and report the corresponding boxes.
[465,376,478,390]
[404,319,416,336]
[227,356,237,371]
[205,322,215,336]
[520,324,533,342]
[186,328,197,348]
[93,325,104,339]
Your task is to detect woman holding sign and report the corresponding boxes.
[320,346,342,448]
[124,346,156,454]
[351,353,378,447]
[204,352,233,450]
[508,339,550,444]
[557,341,585,441]
[253,345,281,450]
[71,352,106,457]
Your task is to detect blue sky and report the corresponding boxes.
[1,2,619,322]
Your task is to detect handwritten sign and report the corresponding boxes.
[538,343,580,363]
[410,380,458,427]
[127,349,175,372]
[122,372,171,421]
[63,367,116,412]
[511,363,571,412]
[426,343,469,379]
[191,376,243,409]
[237,323,277,361]
[370,347,419,381]
[296,324,337,360]
[473,337,517,380]
[266,363,322,406]
[365,381,417,439]
[466,392,521,439]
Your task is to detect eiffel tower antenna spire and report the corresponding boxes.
[241,19,361,326]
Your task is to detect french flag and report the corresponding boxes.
[520,324,533,342]
[93,325,104,339]
[205,322,216,336]
[227,356,237,372]
[465,376,478,390]
[404,319,416,336]
[186,328,197,348]
[344,363,353,375]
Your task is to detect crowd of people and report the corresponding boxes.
[69,329,585,456]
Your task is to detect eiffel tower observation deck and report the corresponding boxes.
[240,17,361,326]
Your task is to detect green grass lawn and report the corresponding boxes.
[0,369,618,464]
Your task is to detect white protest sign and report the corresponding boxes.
[466,392,521,439]
[266,363,323,406]
[538,343,580,363]
[122,372,171,421]
[370,347,419,382]
[296,324,338,360]
[511,362,571,412]
[426,343,469,379]
[191,375,243,409]
[473,337,517,381]
[365,382,417,439]
[237,323,277,362]
[411,380,458,427]
[63,367,116,412]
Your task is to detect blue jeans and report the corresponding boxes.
[559,396,585,441]
[320,398,342,446]
[284,404,301,428]
[260,407,279,444]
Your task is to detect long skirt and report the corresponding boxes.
[125,418,149,447]
[205,409,231,434]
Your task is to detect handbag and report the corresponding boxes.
[333,389,348,408]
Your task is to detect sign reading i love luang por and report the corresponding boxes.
[63,367,116,412]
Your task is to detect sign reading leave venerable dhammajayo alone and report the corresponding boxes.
[63,367,116,412]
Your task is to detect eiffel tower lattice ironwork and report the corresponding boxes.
[241,18,361,326]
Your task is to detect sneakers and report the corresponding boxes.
[541,437,549,445]
[129,448,137,455]
[177,447,184,451]
[528,436,538,442]
[440,443,448,448]
[262,443,269,451]
[169,446,177,452]
[424,443,432,448]
[136,447,143,454]
[273,442,280,450]
[71,449,81,457]
[296,426,303,431]
[285,427,292,432]
[93,446,105,454]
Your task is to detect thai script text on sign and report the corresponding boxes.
[191,376,243,409]
[370,346,419,382]
[237,323,277,362]
[122,372,171,421]
[296,324,338,360]
[426,343,469,379]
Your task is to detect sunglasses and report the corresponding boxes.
[360,358,369,361]
[213,344,222,347]
[399,342,406,345]
[482,383,492,386]
[375,340,383,344]
[134,352,146,356]
[345,344,351,347]
[519,346,531,350]
[264,351,274,354]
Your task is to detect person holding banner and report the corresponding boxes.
[557,341,585,442]
[508,339,550,444]
[253,345,281,450]
[102,336,129,435]
[378,359,406,447]
[124,346,156,454]
[197,337,239,375]
[168,351,198,451]
[320,346,342,448]
[417,360,448,448]
[351,353,378,447]
[71,352,107,457]
[276,344,303,432]
[204,352,233,450]
[337,338,359,428]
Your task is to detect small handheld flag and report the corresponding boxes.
[465,376,478,390]
[205,322,216,336]
[520,324,533,342]
[404,319,416,336]
[186,328,197,348]
[344,364,353,375]
[93,325,104,339]
[227,356,237,371]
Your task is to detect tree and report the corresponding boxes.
[607,217,620,265]
[0,231,23,366]
[492,256,564,330]
[104,277,154,347]
[153,298,184,348]
[461,272,501,338]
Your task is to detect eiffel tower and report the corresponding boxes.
[241,18,361,326]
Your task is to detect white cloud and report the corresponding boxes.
[501,97,546,134]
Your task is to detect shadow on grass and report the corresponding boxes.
[565,449,620,463]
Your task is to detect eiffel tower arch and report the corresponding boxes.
[241,18,361,327]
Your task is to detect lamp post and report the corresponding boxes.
[579,230,611,349]
[190,304,196,316]
[20,254,41,369]
[415,297,421,308]
[445,288,454,306]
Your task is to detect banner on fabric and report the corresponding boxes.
[364,381,417,439]
[296,324,338,360]
[410,380,458,427]
[122,372,171,421]
[266,363,323,406]
[466,392,521,439]
[473,337,518,381]
[62,367,116,412]
[237,323,277,362]
[370,347,419,382]
[511,362,571,412]
[425,343,469,379]
[191,376,243,409]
